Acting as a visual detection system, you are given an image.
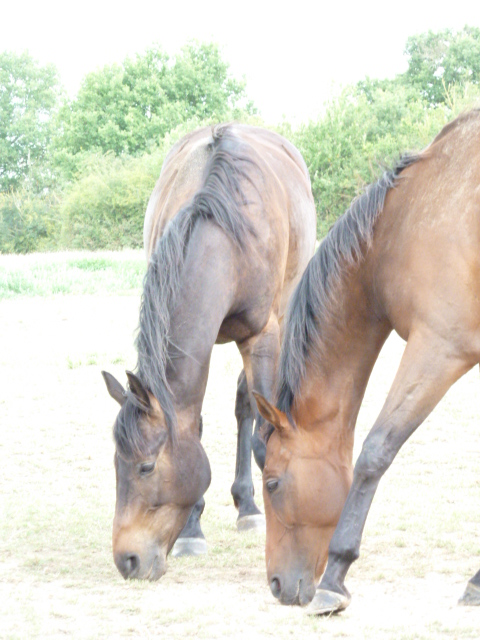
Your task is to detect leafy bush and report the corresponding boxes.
[283,81,480,236]
[58,148,165,250]
[0,187,59,253]
[57,117,263,250]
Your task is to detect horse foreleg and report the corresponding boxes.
[172,415,208,557]
[231,369,264,531]
[308,330,472,615]
[171,497,207,557]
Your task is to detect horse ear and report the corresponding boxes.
[252,392,292,437]
[126,371,151,410]
[102,371,126,406]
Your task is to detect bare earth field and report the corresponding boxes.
[1,277,480,637]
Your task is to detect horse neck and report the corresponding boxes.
[164,223,236,436]
[291,268,390,464]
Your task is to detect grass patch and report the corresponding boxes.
[0,250,145,299]
[67,352,128,369]
[2,253,480,639]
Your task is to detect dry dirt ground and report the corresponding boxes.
[1,293,480,639]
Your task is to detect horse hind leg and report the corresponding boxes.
[172,415,208,557]
[231,369,265,531]
[458,364,480,604]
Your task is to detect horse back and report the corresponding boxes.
[143,124,316,323]
[143,127,214,257]
[370,110,480,354]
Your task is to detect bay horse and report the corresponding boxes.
[102,123,316,580]
[254,109,480,612]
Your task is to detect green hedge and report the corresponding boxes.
[0,188,59,254]
[283,82,480,236]
[2,88,480,253]
[58,150,164,250]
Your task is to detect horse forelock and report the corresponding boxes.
[135,125,260,440]
[276,153,421,414]
[113,399,151,460]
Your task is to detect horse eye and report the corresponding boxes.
[139,461,156,476]
[266,479,279,494]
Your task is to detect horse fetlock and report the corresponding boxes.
[321,550,356,592]
[231,480,261,517]
[178,499,205,539]
[231,478,254,500]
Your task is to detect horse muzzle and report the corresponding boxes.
[114,548,167,581]
[269,573,316,606]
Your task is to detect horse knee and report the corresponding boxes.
[356,433,396,481]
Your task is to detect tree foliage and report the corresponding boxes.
[59,148,166,250]
[404,26,480,105]
[2,28,480,253]
[0,187,57,253]
[0,51,60,191]
[57,123,202,250]
[284,77,478,236]
[55,42,254,162]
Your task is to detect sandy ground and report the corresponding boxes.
[1,294,480,639]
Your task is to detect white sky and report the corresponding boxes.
[2,1,480,124]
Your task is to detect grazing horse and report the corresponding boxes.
[254,109,480,612]
[102,124,316,580]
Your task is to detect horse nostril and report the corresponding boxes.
[116,553,140,579]
[125,554,139,576]
[270,576,281,598]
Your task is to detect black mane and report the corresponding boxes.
[276,154,420,415]
[114,125,257,456]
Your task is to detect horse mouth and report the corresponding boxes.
[145,554,167,581]
[272,576,316,606]
[114,547,167,581]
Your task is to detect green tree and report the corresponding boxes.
[404,26,480,105]
[55,41,255,163]
[285,82,450,235]
[166,41,254,120]
[0,51,60,191]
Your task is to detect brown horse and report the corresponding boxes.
[254,109,480,612]
[102,124,316,580]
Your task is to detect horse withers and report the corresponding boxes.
[254,110,480,611]
[102,124,316,580]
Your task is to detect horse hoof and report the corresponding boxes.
[306,588,351,616]
[459,581,480,606]
[236,514,266,532]
[171,537,208,557]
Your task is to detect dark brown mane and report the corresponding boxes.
[114,126,258,455]
[276,153,420,414]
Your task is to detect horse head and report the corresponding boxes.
[102,371,211,580]
[254,392,352,606]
